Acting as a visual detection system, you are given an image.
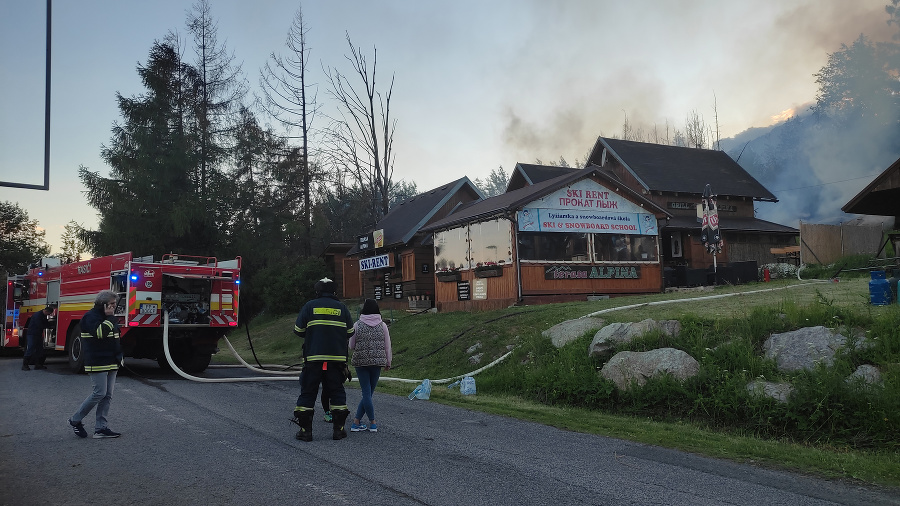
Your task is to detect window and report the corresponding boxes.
[593,234,658,262]
[518,232,588,261]
[469,219,512,266]
[434,226,470,271]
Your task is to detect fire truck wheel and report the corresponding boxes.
[67,326,85,373]
[183,353,212,373]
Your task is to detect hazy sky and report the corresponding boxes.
[1,0,895,253]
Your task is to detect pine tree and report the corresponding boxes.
[80,42,209,257]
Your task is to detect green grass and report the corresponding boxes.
[221,277,900,489]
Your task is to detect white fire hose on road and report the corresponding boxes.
[162,310,513,384]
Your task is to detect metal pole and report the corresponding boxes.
[43,0,51,190]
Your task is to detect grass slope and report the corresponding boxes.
[222,277,900,489]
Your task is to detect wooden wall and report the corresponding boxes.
[342,257,362,299]
[434,265,518,312]
[520,263,663,295]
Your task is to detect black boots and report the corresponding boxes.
[22,359,30,371]
[291,408,349,441]
[292,410,313,442]
[34,357,47,370]
[331,409,350,440]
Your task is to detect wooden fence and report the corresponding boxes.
[799,221,886,265]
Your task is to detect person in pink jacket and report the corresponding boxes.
[349,299,392,432]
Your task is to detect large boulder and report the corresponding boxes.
[543,317,606,348]
[746,379,794,403]
[600,348,699,390]
[846,364,882,387]
[763,326,848,372]
[589,319,682,358]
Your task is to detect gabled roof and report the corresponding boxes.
[506,163,577,192]
[351,177,483,254]
[424,166,669,232]
[588,137,778,202]
[842,156,900,216]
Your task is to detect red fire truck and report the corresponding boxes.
[3,252,240,373]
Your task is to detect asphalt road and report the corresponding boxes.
[1,356,897,506]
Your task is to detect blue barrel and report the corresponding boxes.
[870,270,892,306]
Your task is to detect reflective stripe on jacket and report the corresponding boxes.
[80,305,122,372]
[293,295,353,362]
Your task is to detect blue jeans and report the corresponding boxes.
[354,365,382,422]
[71,370,117,430]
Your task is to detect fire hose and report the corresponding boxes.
[161,310,512,384]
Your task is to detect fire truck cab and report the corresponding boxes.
[3,252,240,373]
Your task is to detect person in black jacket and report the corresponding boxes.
[67,290,123,439]
[22,304,55,371]
[290,278,354,442]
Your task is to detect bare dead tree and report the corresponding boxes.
[684,110,707,149]
[259,5,319,256]
[322,33,396,223]
[186,0,246,200]
[712,92,722,150]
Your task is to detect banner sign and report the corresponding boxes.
[519,208,657,235]
[359,254,391,271]
[544,264,641,280]
[357,234,372,251]
[517,180,657,235]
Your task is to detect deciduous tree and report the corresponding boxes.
[322,33,397,223]
[0,201,50,275]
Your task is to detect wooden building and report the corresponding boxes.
[509,138,799,272]
[842,155,900,220]
[343,177,483,310]
[424,166,670,312]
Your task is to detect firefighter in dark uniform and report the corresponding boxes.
[22,304,55,370]
[291,278,354,441]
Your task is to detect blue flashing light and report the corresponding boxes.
[235,279,241,285]
[130,274,138,282]
[38,271,44,277]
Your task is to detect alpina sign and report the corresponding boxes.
[545,265,641,280]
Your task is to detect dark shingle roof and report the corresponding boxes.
[424,166,669,232]
[842,155,900,216]
[589,137,778,202]
[665,216,797,234]
[350,177,483,254]
[507,163,577,191]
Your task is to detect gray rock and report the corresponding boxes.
[763,326,847,372]
[746,380,794,403]
[543,317,606,348]
[846,364,882,387]
[600,348,699,390]
[589,319,682,358]
[468,353,484,365]
[466,342,483,354]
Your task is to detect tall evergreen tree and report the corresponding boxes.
[80,42,209,257]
